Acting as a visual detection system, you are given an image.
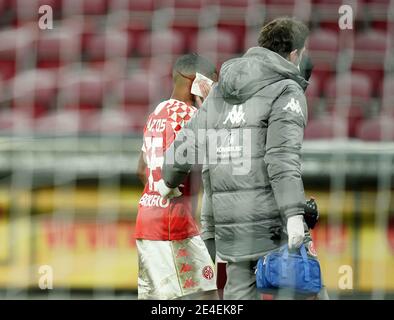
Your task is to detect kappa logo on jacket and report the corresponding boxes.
[223,105,246,125]
[283,98,304,117]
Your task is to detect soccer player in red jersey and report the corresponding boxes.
[135,54,218,300]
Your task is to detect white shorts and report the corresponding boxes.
[137,235,217,300]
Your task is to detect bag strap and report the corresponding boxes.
[281,247,289,279]
[300,244,310,282]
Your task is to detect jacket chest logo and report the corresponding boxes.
[223,105,246,125]
[283,98,303,117]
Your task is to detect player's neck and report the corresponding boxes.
[170,87,193,106]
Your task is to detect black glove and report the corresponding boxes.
[303,197,319,229]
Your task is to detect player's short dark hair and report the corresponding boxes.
[258,17,309,58]
[172,53,217,81]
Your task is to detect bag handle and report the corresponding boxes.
[281,244,310,282]
[281,247,289,279]
[300,244,310,282]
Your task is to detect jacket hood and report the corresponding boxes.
[218,47,309,104]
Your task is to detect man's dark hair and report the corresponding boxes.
[172,53,217,82]
[258,17,309,58]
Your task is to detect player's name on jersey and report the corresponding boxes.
[139,193,170,208]
[147,118,166,132]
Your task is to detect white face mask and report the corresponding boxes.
[292,48,304,70]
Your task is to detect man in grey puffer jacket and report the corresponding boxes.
[159,17,313,299]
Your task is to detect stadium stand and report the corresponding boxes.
[304,115,348,139]
[0,0,391,139]
[306,28,339,93]
[356,116,394,141]
[321,72,372,137]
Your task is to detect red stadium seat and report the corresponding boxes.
[0,59,16,82]
[264,0,311,22]
[84,108,139,134]
[353,29,388,55]
[171,25,200,54]
[0,109,34,133]
[119,104,150,131]
[113,0,156,54]
[212,0,251,6]
[192,29,238,66]
[306,29,338,93]
[36,28,80,69]
[164,1,205,52]
[62,0,108,16]
[136,56,174,76]
[217,23,247,54]
[304,116,348,139]
[34,109,88,134]
[380,105,394,118]
[11,69,58,117]
[193,29,238,54]
[312,0,363,32]
[61,15,102,56]
[0,0,8,23]
[160,0,206,9]
[82,0,108,14]
[356,116,394,141]
[11,0,61,24]
[212,0,252,53]
[309,1,359,54]
[307,29,339,56]
[325,72,372,137]
[109,0,155,11]
[85,31,131,62]
[0,76,3,98]
[115,72,160,131]
[116,71,160,107]
[59,70,108,111]
[0,27,33,79]
[0,0,6,13]
[333,105,365,138]
[135,58,174,98]
[138,30,184,57]
[351,29,388,93]
[381,76,394,110]
[365,0,394,31]
[325,72,372,107]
